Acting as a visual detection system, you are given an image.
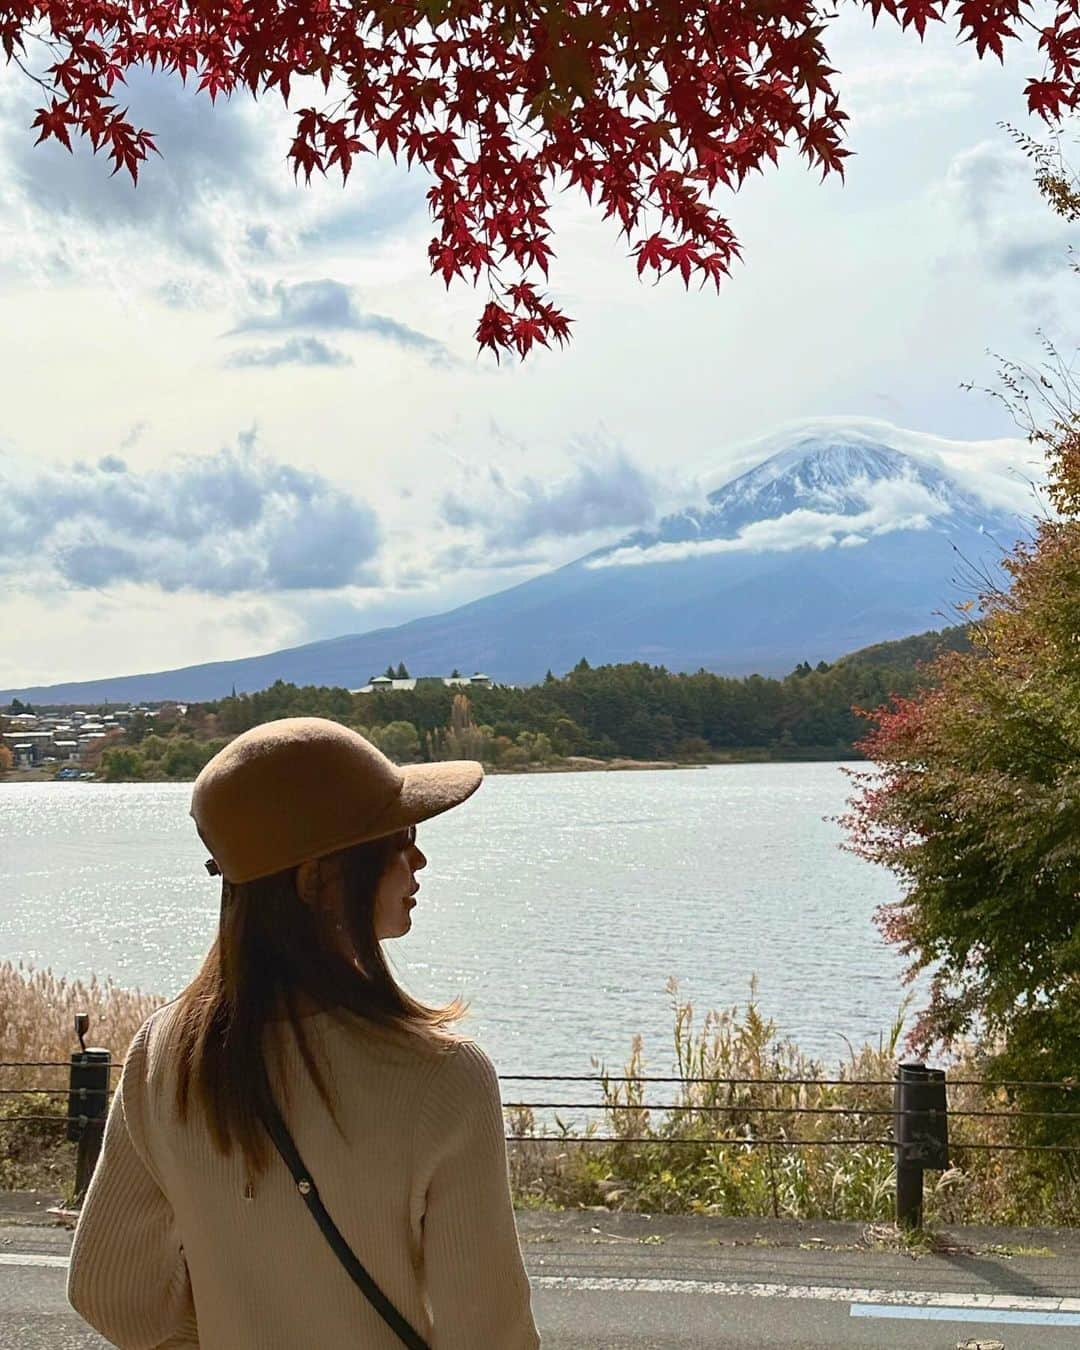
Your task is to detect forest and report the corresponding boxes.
[66,626,972,780]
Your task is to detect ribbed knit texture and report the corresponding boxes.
[67,1001,541,1349]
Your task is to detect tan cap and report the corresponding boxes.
[190,716,483,883]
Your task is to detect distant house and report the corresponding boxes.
[3,730,53,765]
[351,671,495,695]
[353,676,417,693]
[443,672,493,690]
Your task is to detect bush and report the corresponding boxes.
[160,737,227,778]
[370,720,421,763]
[99,747,144,781]
[506,980,1080,1227]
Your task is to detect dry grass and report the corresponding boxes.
[507,979,1080,1228]
[0,961,164,1081]
[1,964,1076,1227]
[0,962,165,1194]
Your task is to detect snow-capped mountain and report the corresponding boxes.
[598,420,1025,563]
[0,421,1033,703]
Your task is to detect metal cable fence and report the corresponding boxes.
[3,1052,1078,1224]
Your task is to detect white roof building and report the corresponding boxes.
[351,673,495,695]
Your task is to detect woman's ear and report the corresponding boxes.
[296,859,319,907]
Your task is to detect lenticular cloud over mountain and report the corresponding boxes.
[0,419,1037,703]
[590,419,1035,571]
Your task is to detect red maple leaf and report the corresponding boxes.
[5,0,1078,357]
[31,99,74,152]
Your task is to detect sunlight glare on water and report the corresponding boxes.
[1,764,908,1075]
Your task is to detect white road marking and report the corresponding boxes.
[852,1303,1080,1327]
[0,1252,70,1269]
[532,1275,1080,1316]
[5,1251,1077,1327]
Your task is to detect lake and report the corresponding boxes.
[1,764,911,1077]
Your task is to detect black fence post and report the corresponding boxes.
[894,1061,949,1229]
[67,1013,111,1208]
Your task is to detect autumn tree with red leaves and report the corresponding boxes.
[2,0,1079,356]
[843,134,1080,1137]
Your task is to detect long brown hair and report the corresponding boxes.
[171,828,465,1175]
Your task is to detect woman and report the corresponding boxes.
[68,716,541,1349]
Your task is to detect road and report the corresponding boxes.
[3,1207,1080,1347]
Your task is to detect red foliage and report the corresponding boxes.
[3,0,1076,356]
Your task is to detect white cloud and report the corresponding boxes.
[0,435,382,593]
[587,472,948,569]
[439,440,667,547]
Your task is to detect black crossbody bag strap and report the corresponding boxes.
[258,1094,430,1350]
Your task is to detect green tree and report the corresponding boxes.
[551,717,584,756]
[395,662,410,679]
[515,730,553,763]
[99,748,144,781]
[125,712,150,745]
[372,720,421,763]
[139,734,169,762]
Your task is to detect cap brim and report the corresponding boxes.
[378,759,484,834]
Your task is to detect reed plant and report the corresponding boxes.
[0,961,164,1193]
[506,978,1080,1228]
[1,962,1075,1226]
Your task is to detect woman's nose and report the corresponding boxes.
[411,846,427,871]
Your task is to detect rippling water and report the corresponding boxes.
[1,765,910,1074]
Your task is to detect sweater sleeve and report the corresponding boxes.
[415,1040,540,1350]
[67,1017,199,1350]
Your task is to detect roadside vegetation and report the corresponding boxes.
[507,980,1078,1229]
[0,963,163,1195]
[2,963,1074,1227]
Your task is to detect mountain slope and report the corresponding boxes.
[2,422,1027,704]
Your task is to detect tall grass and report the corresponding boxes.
[507,979,1080,1228]
[0,962,164,1193]
[0,964,1075,1225]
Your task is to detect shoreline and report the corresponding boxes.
[2,750,864,785]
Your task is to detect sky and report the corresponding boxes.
[1,10,1075,690]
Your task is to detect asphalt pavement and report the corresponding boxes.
[3,1197,1080,1348]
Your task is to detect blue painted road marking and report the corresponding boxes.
[852,1303,1080,1327]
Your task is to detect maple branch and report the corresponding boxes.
[10,51,55,99]
[3,0,1076,356]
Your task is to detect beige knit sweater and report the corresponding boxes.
[68,1000,541,1349]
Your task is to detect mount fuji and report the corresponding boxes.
[1,420,1032,703]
